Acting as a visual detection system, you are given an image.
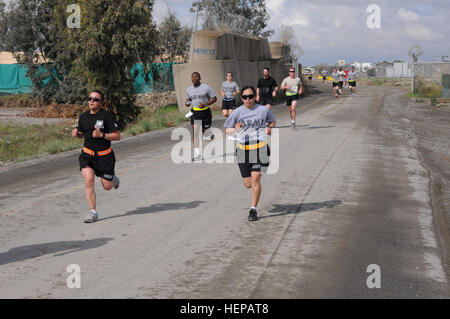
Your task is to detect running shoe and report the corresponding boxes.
[290,122,296,129]
[248,208,258,221]
[113,175,120,189]
[84,211,98,223]
[185,111,194,118]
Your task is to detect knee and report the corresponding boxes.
[85,180,95,189]
[243,180,252,189]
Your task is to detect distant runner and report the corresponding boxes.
[338,67,345,94]
[307,69,313,84]
[348,66,360,96]
[221,72,240,119]
[321,69,328,84]
[256,67,278,109]
[185,72,217,161]
[281,67,303,129]
[344,68,349,89]
[72,90,120,223]
[331,68,340,98]
[224,86,276,221]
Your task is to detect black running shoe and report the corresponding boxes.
[248,209,258,221]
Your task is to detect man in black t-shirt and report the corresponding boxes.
[72,90,121,223]
[256,67,278,109]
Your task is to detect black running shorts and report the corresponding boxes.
[237,144,271,178]
[349,81,356,87]
[286,94,298,106]
[333,81,339,87]
[79,150,116,181]
[222,99,236,110]
[260,96,273,106]
[190,108,212,130]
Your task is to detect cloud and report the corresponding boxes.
[397,8,420,22]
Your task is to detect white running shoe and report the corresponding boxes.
[84,210,98,223]
[185,111,194,118]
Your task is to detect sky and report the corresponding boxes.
[3,0,450,66]
[153,0,450,66]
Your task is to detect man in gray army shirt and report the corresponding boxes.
[224,85,276,221]
[348,66,360,96]
[185,72,217,161]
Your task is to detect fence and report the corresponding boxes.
[413,62,450,85]
[0,63,175,95]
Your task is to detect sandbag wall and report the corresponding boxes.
[174,31,289,111]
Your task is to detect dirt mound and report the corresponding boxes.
[135,91,177,109]
[0,95,38,108]
[26,103,87,119]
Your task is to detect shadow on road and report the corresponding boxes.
[101,201,206,221]
[260,200,342,219]
[0,238,113,265]
[307,125,336,129]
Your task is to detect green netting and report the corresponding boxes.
[0,64,32,94]
[1,62,175,95]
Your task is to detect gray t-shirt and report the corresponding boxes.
[281,76,302,96]
[224,104,275,143]
[221,81,240,101]
[186,83,216,108]
[348,71,359,81]
[331,72,339,82]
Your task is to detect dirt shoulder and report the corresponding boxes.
[374,87,450,267]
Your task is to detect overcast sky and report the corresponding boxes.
[4,0,449,66]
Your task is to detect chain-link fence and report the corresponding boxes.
[413,62,450,85]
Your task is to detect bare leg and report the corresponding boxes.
[82,167,96,210]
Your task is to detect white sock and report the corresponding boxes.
[194,148,200,156]
[250,206,257,211]
[291,120,295,123]
[90,209,97,215]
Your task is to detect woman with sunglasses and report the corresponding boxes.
[72,90,121,223]
[224,86,276,221]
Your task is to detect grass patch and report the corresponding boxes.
[125,103,187,136]
[0,122,82,163]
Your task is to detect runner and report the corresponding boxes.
[256,67,278,109]
[185,72,217,161]
[307,69,313,84]
[224,86,276,221]
[281,67,303,129]
[348,66,360,96]
[331,68,340,98]
[72,90,120,223]
[344,67,349,89]
[338,67,345,94]
[221,72,240,119]
[321,69,328,84]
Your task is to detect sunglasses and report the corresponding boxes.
[87,97,102,102]
[242,94,255,100]
[289,70,295,73]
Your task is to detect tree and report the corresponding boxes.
[0,0,8,50]
[4,0,159,128]
[190,0,273,38]
[158,10,192,62]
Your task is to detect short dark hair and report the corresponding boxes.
[91,90,104,101]
[264,67,270,72]
[192,72,201,78]
[227,72,233,76]
[241,85,256,95]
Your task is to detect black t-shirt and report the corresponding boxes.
[257,76,278,98]
[77,109,118,151]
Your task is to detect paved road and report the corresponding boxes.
[0,83,448,298]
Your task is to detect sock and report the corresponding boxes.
[194,148,200,156]
[250,206,257,211]
[291,120,295,123]
[90,209,97,215]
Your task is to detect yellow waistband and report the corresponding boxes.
[193,106,210,111]
[238,142,266,150]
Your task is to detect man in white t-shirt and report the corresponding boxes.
[281,67,303,129]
